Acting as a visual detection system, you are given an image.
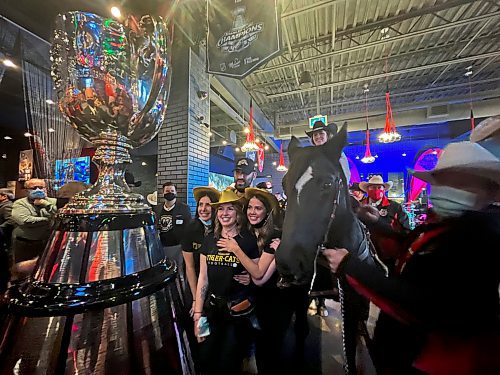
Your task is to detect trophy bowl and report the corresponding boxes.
[51,12,171,213]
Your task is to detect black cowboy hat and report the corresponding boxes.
[305,121,337,138]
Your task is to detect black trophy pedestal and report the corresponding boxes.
[0,212,194,374]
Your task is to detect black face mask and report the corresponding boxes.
[164,193,176,201]
[252,213,269,229]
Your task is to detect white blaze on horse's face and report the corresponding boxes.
[295,166,313,205]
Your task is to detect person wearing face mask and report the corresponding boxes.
[154,182,192,276]
[323,140,500,375]
[11,179,57,275]
[182,187,220,316]
[359,175,411,269]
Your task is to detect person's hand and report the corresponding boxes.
[193,314,206,343]
[269,238,281,252]
[33,198,48,206]
[322,248,350,273]
[356,205,380,223]
[190,301,195,317]
[217,238,241,254]
[234,271,250,285]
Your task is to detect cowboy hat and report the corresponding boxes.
[147,191,157,206]
[359,175,393,192]
[470,116,500,159]
[305,120,337,138]
[193,186,221,203]
[410,141,500,185]
[245,188,279,212]
[210,189,245,207]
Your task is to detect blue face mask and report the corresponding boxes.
[199,218,212,227]
[29,189,46,200]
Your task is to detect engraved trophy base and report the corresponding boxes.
[0,212,195,374]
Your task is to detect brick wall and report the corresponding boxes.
[157,42,210,214]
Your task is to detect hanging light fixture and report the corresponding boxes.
[378,87,401,143]
[241,99,260,152]
[361,85,375,164]
[276,142,288,171]
[465,66,475,130]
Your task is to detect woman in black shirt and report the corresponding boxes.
[181,187,220,315]
[193,190,259,374]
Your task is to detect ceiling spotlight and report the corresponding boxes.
[264,144,269,150]
[4,136,12,140]
[46,99,55,105]
[2,59,16,68]
[402,152,407,157]
[111,6,122,18]
[222,140,227,145]
[244,127,250,134]
[380,27,389,34]
[355,155,360,160]
[24,132,32,137]
[141,161,147,166]
[208,131,213,136]
[235,147,240,152]
[197,90,208,100]
[48,128,55,133]
[272,161,277,166]
[1,154,6,159]
[363,83,369,93]
[375,154,379,158]
[255,138,260,143]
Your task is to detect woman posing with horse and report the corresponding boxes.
[193,190,260,374]
[325,139,500,374]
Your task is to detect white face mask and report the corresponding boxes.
[430,185,485,218]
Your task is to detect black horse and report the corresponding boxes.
[276,125,379,374]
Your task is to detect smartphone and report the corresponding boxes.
[197,316,211,337]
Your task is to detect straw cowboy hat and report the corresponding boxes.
[359,175,393,192]
[147,191,157,206]
[210,189,245,207]
[410,141,500,186]
[56,181,88,198]
[471,116,500,159]
[305,121,336,138]
[245,188,279,212]
[193,186,221,203]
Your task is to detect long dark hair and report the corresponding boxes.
[246,195,278,253]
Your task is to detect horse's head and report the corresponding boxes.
[276,124,349,286]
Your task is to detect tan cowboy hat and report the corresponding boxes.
[210,189,245,207]
[244,188,279,212]
[359,175,393,192]
[146,191,157,205]
[470,116,500,159]
[410,141,500,185]
[193,186,221,203]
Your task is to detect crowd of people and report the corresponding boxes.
[0,117,498,374]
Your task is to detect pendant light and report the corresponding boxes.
[276,142,287,171]
[378,88,401,143]
[361,85,375,164]
[241,99,260,152]
[465,66,475,130]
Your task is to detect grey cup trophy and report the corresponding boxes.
[0,12,195,374]
[51,12,170,213]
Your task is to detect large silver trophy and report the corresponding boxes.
[0,12,195,374]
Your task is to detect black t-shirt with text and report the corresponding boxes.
[181,218,209,276]
[155,201,192,247]
[201,229,259,299]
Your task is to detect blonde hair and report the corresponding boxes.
[214,202,246,239]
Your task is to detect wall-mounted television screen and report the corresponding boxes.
[54,156,91,189]
[208,172,233,192]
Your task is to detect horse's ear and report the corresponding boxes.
[288,136,302,162]
[323,122,348,160]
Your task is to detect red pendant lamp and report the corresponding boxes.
[361,86,375,164]
[241,99,260,152]
[378,88,401,143]
[277,142,287,171]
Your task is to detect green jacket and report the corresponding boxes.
[11,197,57,241]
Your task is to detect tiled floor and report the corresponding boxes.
[280,299,378,374]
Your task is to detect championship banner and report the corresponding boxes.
[207,0,281,78]
[18,149,33,181]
